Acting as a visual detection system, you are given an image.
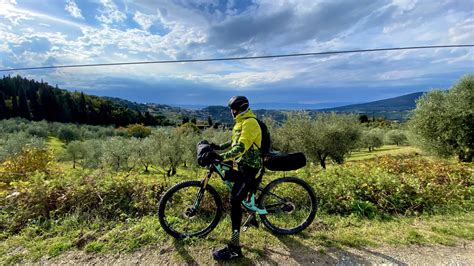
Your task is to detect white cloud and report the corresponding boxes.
[0,0,33,25]
[176,69,295,89]
[0,1,89,29]
[383,21,412,34]
[378,69,423,80]
[133,11,157,30]
[96,0,126,24]
[65,0,84,19]
[391,0,417,11]
[448,18,474,44]
[0,0,472,102]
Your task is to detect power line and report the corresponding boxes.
[0,44,472,72]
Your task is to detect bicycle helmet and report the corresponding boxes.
[228,96,249,112]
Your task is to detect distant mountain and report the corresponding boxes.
[321,92,424,112]
[251,102,355,110]
[0,75,426,125]
[141,92,426,123]
[315,92,425,121]
[181,92,425,123]
[170,104,208,110]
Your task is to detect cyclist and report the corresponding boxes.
[210,95,262,260]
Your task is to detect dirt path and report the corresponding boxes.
[43,241,473,265]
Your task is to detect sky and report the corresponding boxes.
[0,0,473,108]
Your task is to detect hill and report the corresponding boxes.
[321,92,424,112]
[0,75,425,125]
[174,92,425,123]
[196,92,425,123]
[0,75,171,126]
[316,92,424,121]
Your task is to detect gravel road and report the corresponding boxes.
[42,241,473,265]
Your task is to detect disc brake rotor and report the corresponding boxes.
[281,202,296,214]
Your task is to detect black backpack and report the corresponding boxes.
[246,117,271,155]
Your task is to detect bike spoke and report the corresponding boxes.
[261,181,314,231]
[162,186,218,236]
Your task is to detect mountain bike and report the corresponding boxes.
[158,161,317,239]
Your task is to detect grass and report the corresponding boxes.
[347,145,421,161]
[1,140,472,264]
[1,210,473,264]
[46,136,66,155]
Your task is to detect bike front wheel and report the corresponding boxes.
[158,180,223,239]
[258,177,317,235]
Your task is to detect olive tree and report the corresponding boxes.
[283,112,361,169]
[65,140,85,169]
[82,139,103,169]
[58,125,80,144]
[131,137,159,173]
[265,117,293,153]
[409,75,474,161]
[385,130,408,146]
[26,121,49,138]
[0,118,23,134]
[359,128,384,152]
[151,129,183,176]
[0,132,45,162]
[201,128,232,146]
[180,129,201,168]
[101,137,135,171]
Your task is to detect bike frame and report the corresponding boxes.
[194,161,268,215]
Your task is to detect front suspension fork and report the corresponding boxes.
[192,171,212,210]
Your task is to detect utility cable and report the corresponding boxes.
[0,44,472,72]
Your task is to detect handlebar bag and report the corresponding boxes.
[264,151,306,171]
[196,140,223,167]
[197,140,213,166]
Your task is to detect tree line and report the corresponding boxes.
[0,75,172,127]
[1,74,471,174]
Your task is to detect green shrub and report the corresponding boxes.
[351,200,379,219]
[48,241,71,257]
[385,130,408,145]
[1,154,471,235]
[0,148,53,183]
[58,126,80,144]
[85,241,105,253]
[313,154,473,217]
[0,132,45,162]
[26,124,49,138]
[1,172,165,234]
[126,124,152,138]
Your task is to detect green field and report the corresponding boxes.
[46,137,66,155]
[347,145,421,161]
[1,138,473,264]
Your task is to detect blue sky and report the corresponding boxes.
[0,0,473,108]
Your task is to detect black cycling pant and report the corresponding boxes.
[225,165,259,231]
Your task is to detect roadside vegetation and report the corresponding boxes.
[0,75,473,264]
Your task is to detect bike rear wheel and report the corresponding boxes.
[158,180,223,239]
[258,177,317,235]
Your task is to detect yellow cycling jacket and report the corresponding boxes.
[220,109,262,169]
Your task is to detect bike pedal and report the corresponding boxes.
[242,214,259,231]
